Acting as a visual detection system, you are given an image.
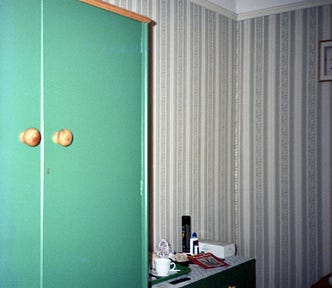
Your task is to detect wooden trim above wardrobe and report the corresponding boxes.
[80,0,152,23]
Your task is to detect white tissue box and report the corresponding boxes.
[199,240,236,258]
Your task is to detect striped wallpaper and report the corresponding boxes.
[237,6,332,287]
[104,1,332,287]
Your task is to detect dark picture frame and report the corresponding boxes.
[319,40,332,81]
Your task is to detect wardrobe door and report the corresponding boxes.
[0,2,41,287]
[43,1,148,287]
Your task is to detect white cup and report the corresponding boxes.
[154,258,176,276]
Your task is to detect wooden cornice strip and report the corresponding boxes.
[80,0,152,23]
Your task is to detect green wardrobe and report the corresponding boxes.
[0,0,150,287]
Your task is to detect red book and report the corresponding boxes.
[188,253,230,269]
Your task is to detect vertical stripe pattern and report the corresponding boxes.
[237,5,332,288]
[104,1,332,287]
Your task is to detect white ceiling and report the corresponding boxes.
[207,0,328,14]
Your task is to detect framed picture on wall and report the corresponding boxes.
[319,40,332,81]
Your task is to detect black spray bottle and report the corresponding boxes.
[182,216,191,253]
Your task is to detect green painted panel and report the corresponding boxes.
[0,1,41,287]
[0,1,148,286]
[43,1,148,287]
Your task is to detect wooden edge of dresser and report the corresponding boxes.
[80,0,152,23]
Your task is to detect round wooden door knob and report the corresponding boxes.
[53,129,73,147]
[19,128,41,147]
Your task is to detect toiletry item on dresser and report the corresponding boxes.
[190,232,199,255]
[182,216,191,253]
